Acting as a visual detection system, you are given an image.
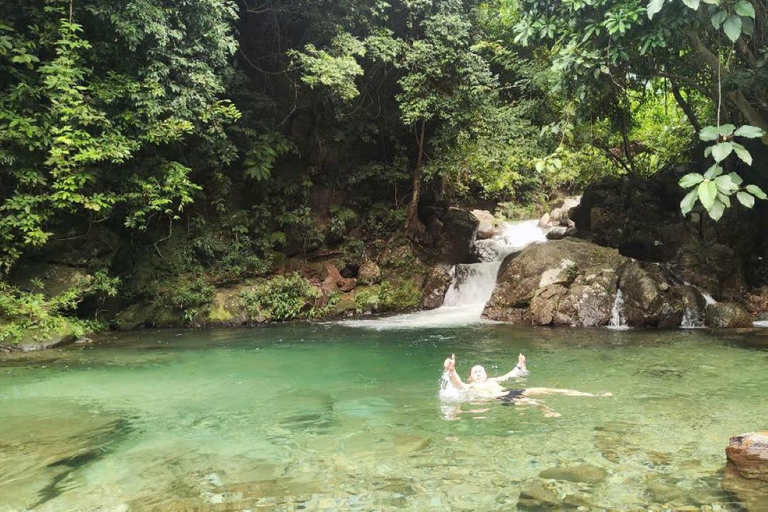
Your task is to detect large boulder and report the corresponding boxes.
[420,264,453,310]
[705,302,753,328]
[484,238,704,328]
[357,261,381,285]
[471,209,500,240]
[425,207,479,265]
[484,239,627,326]
[723,432,768,511]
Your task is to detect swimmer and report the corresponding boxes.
[442,354,611,417]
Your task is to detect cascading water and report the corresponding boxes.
[607,289,629,330]
[340,219,547,329]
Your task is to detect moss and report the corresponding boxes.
[353,278,421,314]
[207,304,234,323]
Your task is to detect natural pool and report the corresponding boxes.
[2,324,768,511]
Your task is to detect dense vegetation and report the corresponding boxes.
[0,0,766,343]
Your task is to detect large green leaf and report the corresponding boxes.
[679,173,704,188]
[728,172,744,185]
[711,9,728,28]
[737,191,755,208]
[746,184,768,200]
[680,189,698,216]
[681,0,700,8]
[717,124,736,136]
[698,180,717,210]
[703,164,722,179]
[647,0,665,18]
[734,1,756,17]
[711,142,733,162]
[708,200,725,221]
[731,142,752,165]
[733,125,765,138]
[699,125,720,141]
[723,15,742,42]
[717,192,731,207]
[714,174,738,194]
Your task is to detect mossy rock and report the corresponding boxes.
[16,320,78,352]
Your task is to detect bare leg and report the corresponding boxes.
[524,387,612,397]
[516,397,561,417]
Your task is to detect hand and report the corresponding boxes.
[517,353,526,368]
[444,354,456,372]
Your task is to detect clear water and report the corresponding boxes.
[2,325,768,511]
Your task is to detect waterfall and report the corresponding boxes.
[340,219,547,329]
[607,289,629,330]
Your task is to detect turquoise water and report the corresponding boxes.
[2,324,768,511]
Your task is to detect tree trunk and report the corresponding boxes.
[406,120,430,244]
[670,80,701,134]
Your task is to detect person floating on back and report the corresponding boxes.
[442,353,611,417]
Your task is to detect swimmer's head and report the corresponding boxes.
[468,365,488,383]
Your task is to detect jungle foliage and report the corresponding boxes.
[1,0,766,338]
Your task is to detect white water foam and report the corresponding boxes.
[753,320,768,328]
[340,219,547,330]
[607,289,630,330]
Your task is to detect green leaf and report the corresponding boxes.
[746,184,768,200]
[680,189,698,215]
[703,164,723,179]
[702,0,720,4]
[698,180,717,210]
[728,172,744,185]
[647,0,665,19]
[733,125,765,138]
[734,1,755,17]
[714,174,737,194]
[704,146,713,158]
[679,173,704,188]
[712,142,733,162]
[717,124,736,136]
[732,142,752,165]
[737,191,755,208]
[723,15,742,42]
[717,192,731,207]
[711,9,728,28]
[699,125,720,141]
[708,200,725,221]
[681,0,700,8]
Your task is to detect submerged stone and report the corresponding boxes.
[539,464,608,484]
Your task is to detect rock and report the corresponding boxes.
[205,285,250,326]
[539,464,608,484]
[9,262,91,297]
[471,209,499,240]
[549,196,581,227]
[484,239,627,326]
[726,432,768,480]
[16,321,78,351]
[538,212,551,228]
[723,432,768,511]
[425,207,479,264]
[546,226,568,240]
[620,262,683,328]
[358,261,381,285]
[420,264,453,309]
[705,302,753,328]
[517,480,561,508]
[321,262,356,294]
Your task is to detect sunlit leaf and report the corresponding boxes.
[723,15,742,42]
[711,142,733,162]
[733,125,765,138]
[708,199,725,221]
[732,142,752,165]
[717,124,735,136]
[734,1,755,17]
[679,173,704,187]
[737,191,755,208]
[699,125,720,141]
[746,184,768,200]
[698,180,717,210]
[703,164,722,179]
[680,189,698,216]
[728,172,744,185]
[647,0,665,19]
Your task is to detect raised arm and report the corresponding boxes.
[444,354,468,390]
[492,353,530,382]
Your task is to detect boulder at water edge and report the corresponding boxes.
[705,302,753,328]
[471,209,500,240]
[483,239,702,327]
[723,432,768,511]
[420,264,453,310]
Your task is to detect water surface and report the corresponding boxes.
[2,324,768,510]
